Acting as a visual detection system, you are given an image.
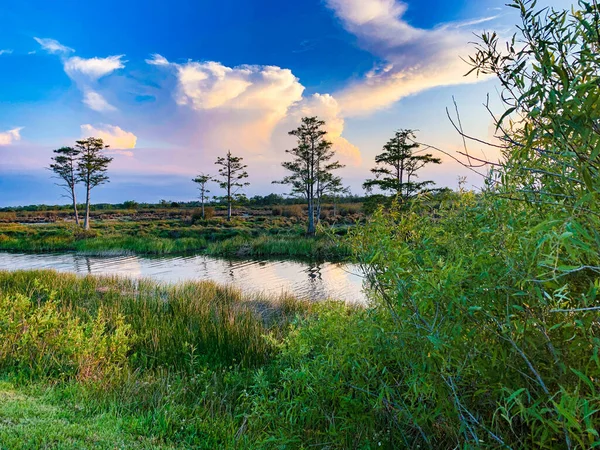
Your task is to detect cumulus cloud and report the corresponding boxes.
[64,55,126,80]
[34,37,74,54]
[0,49,13,56]
[0,128,23,146]
[148,54,306,150]
[81,124,137,154]
[83,91,117,112]
[325,0,492,115]
[287,94,362,166]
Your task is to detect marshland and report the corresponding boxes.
[1,0,600,448]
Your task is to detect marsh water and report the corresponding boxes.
[0,252,368,304]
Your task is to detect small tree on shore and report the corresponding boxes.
[276,116,344,236]
[76,137,113,230]
[318,175,349,219]
[192,174,212,219]
[215,151,249,221]
[49,146,81,225]
[363,129,441,200]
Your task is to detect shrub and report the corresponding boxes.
[282,205,303,218]
[0,291,132,382]
[204,206,215,219]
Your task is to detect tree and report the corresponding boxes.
[76,137,113,230]
[316,172,349,222]
[275,116,344,236]
[214,151,249,221]
[363,129,441,200]
[192,174,212,219]
[49,146,81,225]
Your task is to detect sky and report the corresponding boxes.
[0,0,575,206]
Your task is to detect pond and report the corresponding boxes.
[0,252,369,304]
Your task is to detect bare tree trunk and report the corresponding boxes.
[227,169,231,221]
[227,164,232,221]
[71,187,80,226]
[307,196,315,236]
[84,184,91,230]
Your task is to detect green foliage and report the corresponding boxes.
[75,137,113,230]
[0,216,352,259]
[469,0,600,215]
[49,146,81,225]
[215,151,249,221]
[0,290,131,383]
[363,129,441,199]
[276,116,345,236]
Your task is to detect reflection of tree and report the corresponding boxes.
[306,262,323,281]
[227,259,235,281]
[304,262,327,302]
[72,254,93,275]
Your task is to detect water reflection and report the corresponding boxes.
[0,252,367,304]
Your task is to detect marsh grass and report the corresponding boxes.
[0,270,320,448]
[0,219,351,259]
[0,270,310,370]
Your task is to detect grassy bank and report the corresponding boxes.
[0,270,407,449]
[0,270,319,448]
[0,218,352,260]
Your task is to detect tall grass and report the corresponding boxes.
[0,270,321,448]
[0,270,309,370]
[205,235,351,259]
[0,219,350,259]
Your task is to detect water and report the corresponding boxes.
[0,252,368,304]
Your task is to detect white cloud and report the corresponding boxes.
[146,53,170,66]
[0,128,23,146]
[146,54,361,176]
[287,94,362,166]
[34,37,74,55]
[81,124,137,152]
[149,54,306,149]
[83,91,117,112]
[34,37,124,112]
[64,55,126,80]
[325,0,491,115]
[0,49,13,56]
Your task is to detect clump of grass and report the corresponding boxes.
[0,270,311,370]
[0,218,350,260]
[206,235,351,259]
[0,270,319,448]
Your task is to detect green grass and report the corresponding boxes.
[0,219,352,260]
[0,270,322,449]
[0,381,174,449]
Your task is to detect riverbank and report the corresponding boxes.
[0,218,352,260]
[0,270,373,448]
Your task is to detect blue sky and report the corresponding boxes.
[0,0,574,205]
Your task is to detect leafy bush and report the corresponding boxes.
[0,290,131,382]
[340,1,600,446]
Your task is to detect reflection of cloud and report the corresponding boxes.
[81,124,137,153]
[325,0,492,115]
[0,127,23,146]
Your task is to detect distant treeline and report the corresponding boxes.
[0,192,376,212]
